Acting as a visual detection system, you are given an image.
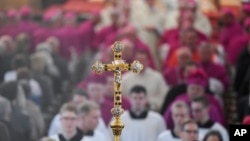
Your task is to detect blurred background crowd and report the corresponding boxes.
[0,0,250,141]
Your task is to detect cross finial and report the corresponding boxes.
[92,41,143,141]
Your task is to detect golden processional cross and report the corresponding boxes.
[92,41,143,141]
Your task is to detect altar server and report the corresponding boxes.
[78,100,109,141]
[158,101,190,141]
[120,85,166,141]
[191,97,229,141]
[49,103,89,141]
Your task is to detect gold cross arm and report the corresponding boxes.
[91,41,143,141]
[92,42,143,74]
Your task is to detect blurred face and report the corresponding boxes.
[46,37,60,54]
[78,109,101,130]
[177,52,192,67]
[172,107,190,127]
[206,135,220,141]
[52,18,63,28]
[87,83,104,104]
[181,123,199,141]
[80,109,101,130]
[187,84,205,100]
[145,0,155,6]
[130,92,148,112]
[93,15,101,25]
[199,47,212,62]
[60,111,78,134]
[87,109,100,130]
[123,44,134,61]
[180,5,197,15]
[122,6,130,19]
[135,52,149,69]
[105,76,114,97]
[108,0,118,6]
[221,14,234,25]
[1,36,15,52]
[111,12,119,26]
[106,49,114,62]
[181,31,198,50]
[64,17,76,26]
[71,94,87,107]
[183,65,197,78]
[179,12,195,30]
[191,102,208,122]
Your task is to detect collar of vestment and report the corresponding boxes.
[129,110,148,119]
[198,119,215,128]
[84,130,94,136]
[77,128,94,136]
[59,128,83,141]
[170,129,180,139]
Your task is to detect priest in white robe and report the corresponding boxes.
[164,0,212,37]
[122,50,168,111]
[119,85,166,141]
[130,0,167,69]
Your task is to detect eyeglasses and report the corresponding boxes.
[192,108,203,113]
[184,130,198,134]
[61,117,77,121]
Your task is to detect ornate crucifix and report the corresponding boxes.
[92,41,143,141]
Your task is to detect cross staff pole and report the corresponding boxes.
[92,41,143,141]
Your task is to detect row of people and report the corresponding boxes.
[43,85,228,141]
[0,0,246,98]
[0,0,246,69]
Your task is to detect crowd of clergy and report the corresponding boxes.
[0,0,250,141]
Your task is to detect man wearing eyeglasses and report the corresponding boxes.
[180,120,199,141]
[49,103,89,141]
[191,96,229,141]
